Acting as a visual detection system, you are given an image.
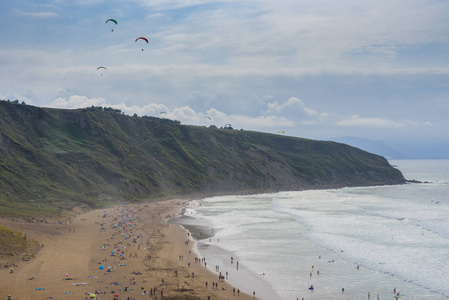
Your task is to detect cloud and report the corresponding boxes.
[146,13,164,19]
[47,95,294,132]
[15,10,60,18]
[134,0,236,9]
[50,95,107,108]
[49,95,170,116]
[138,0,449,70]
[336,115,410,128]
[154,105,294,130]
[266,97,328,119]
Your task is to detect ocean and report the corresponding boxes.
[172,159,449,300]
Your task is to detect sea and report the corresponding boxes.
[172,159,449,300]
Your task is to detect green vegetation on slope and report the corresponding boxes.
[0,100,405,216]
[0,225,40,266]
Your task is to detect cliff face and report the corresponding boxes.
[0,101,405,215]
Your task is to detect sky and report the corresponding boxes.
[1,0,449,158]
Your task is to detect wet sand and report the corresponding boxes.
[170,210,281,300]
[0,200,255,300]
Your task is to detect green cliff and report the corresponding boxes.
[0,100,405,216]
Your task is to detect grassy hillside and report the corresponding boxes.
[0,100,405,216]
[0,225,40,266]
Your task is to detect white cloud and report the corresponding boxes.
[113,103,169,116]
[146,13,164,19]
[134,0,236,9]
[336,115,410,128]
[15,10,60,18]
[50,95,107,108]
[47,95,294,131]
[160,105,294,130]
[138,0,449,69]
[49,96,170,117]
[266,97,328,119]
[74,0,105,5]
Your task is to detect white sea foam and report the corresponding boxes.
[184,160,449,299]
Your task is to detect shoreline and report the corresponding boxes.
[0,199,255,299]
[169,201,282,300]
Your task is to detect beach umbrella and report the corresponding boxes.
[90,294,96,298]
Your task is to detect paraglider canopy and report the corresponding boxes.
[97,66,107,76]
[277,130,285,134]
[135,37,149,51]
[106,19,117,31]
[135,37,148,43]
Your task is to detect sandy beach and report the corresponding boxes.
[0,200,255,300]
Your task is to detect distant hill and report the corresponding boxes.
[328,136,406,159]
[0,100,405,216]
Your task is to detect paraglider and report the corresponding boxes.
[97,66,107,76]
[106,19,117,31]
[135,37,148,51]
[277,130,285,134]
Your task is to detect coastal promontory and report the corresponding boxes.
[0,100,405,216]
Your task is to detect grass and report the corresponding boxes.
[0,225,40,267]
